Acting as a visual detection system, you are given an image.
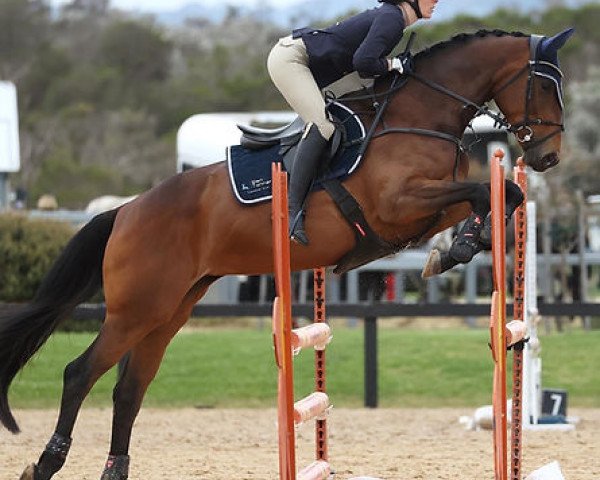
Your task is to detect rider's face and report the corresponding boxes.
[418,0,439,19]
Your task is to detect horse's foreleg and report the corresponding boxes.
[411,180,490,265]
[478,179,525,248]
[446,182,491,263]
[101,277,217,480]
[422,180,525,277]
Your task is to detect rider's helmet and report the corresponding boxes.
[378,0,423,18]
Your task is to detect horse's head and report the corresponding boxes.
[493,28,575,172]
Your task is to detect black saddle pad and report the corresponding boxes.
[227,102,365,204]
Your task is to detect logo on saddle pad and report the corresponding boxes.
[227,102,366,204]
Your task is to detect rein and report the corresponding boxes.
[333,35,565,171]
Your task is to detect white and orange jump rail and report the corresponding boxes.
[489,151,572,480]
[272,162,332,480]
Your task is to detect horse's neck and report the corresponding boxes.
[408,38,526,132]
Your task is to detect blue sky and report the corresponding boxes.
[51,0,305,11]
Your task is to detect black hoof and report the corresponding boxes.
[100,455,130,480]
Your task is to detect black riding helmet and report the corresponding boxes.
[378,0,424,18]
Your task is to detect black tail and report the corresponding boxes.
[0,209,118,433]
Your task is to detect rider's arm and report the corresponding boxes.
[353,4,405,78]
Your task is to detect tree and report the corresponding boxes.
[99,20,173,86]
[0,0,50,81]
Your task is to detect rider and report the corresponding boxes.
[268,0,439,245]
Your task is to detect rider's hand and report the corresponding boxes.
[389,53,413,74]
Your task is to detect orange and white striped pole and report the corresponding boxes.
[490,150,508,480]
[511,159,527,480]
[271,162,296,480]
[271,163,333,480]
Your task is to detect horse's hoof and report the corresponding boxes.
[422,249,441,278]
[18,464,37,480]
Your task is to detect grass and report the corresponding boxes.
[8,327,600,410]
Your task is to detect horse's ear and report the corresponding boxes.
[541,28,575,56]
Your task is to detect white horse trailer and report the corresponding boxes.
[177,111,296,173]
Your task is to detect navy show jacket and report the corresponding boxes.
[292,3,406,89]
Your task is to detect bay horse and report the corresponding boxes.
[1,28,573,480]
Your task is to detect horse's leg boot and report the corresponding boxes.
[449,213,484,263]
[288,123,327,246]
[100,455,130,480]
[24,433,72,480]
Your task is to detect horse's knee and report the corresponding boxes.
[505,180,525,213]
[62,357,91,399]
[469,183,491,217]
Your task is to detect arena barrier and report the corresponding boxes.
[489,151,572,480]
[271,162,381,480]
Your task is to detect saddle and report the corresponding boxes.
[226,101,408,274]
[238,116,304,150]
[228,102,364,204]
[236,111,344,175]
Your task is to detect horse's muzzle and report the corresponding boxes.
[526,151,560,172]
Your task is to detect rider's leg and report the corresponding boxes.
[267,36,335,245]
[287,123,328,245]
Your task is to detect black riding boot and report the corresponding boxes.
[288,123,328,245]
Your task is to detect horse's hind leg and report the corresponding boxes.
[19,317,162,480]
[101,277,217,480]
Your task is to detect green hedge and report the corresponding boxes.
[0,214,74,302]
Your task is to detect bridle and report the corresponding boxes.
[490,35,565,149]
[402,35,565,151]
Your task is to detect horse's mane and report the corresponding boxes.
[344,29,531,101]
[414,29,530,61]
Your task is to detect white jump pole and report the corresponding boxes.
[522,202,575,432]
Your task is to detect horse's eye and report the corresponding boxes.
[540,79,554,92]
